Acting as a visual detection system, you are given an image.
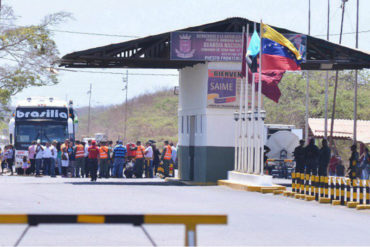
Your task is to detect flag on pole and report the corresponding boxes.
[247,30,260,57]
[241,31,248,78]
[261,23,302,71]
[248,70,285,103]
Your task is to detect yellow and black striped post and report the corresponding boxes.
[305,173,310,196]
[332,177,341,206]
[366,180,370,205]
[348,179,360,208]
[324,176,329,198]
[346,178,351,205]
[314,175,319,201]
[319,176,331,203]
[300,173,305,195]
[340,178,345,206]
[310,175,315,197]
[319,176,324,198]
[353,179,358,203]
[291,172,296,193]
[330,177,335,201]
[359,180,365,205]
[335,178,340,201]
[295,172,300,194]
[0,214,227,246]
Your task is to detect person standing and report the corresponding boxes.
[43,142,53,176]
[88,140,100,182]
[349,145,359,180]
[74,141,85,178]
[50,141,57,177]
[5,145,14,175]
[134,141,145,178]
[170,142,177,169]
[84,140,91,178]
[304,139,319,175]
[112,140,127,178]
[328,153,340,176]
[68,141,76,177]
[28,141,36,175]
[293,140,306,173]
[318,139,331,177]
[126,142,136,162]
[359,147,369,180]
[161,140,172,178]
[152,144,161,176]
[22,156,29,175]
[144,142,153,178]
[99,141,110,178]
[108,141,114,177]
[61,147,69,177]
[0,147,4,174]
[56,142,62,175]
[35,140,44,176]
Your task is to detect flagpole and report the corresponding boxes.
[244,23,250,173]
[324,0,330,139]
[258,20,263,175]
[251,22,257,174]
[353,0,359,145]
[238,26,246,172]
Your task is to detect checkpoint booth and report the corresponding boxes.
[60,17,370,183]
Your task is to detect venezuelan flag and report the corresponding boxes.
[261,23,302,71]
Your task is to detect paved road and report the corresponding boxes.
[0,176,369,246]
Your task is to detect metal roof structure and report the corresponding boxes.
[308,118,370,144]
[59,17,370,70]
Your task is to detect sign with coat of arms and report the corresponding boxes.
[170,31,243,61]
[170,31,306,62]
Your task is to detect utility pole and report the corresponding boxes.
[353,0,359,144]
[329,0,347,148]
[304,0,311,144]
[87,83,92,136]
[123,70,128,143]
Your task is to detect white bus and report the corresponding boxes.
[9,97,78,168]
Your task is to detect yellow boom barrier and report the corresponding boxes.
[0,214,227,246]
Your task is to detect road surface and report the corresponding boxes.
[0,176,369,246]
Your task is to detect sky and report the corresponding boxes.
[5,0,370,107]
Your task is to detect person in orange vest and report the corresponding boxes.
[88,140,100,182]
[161,140,172,178]
[74,140,85,177]
[134,141,145,178]
[99,141,110,178]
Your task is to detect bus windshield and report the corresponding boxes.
[15,122,68,149]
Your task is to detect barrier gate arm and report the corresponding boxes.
[0,214,227,247]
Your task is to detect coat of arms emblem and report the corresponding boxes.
[175,34,195,58]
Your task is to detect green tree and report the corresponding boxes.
[0,4,71,115]
[265,70,370,128]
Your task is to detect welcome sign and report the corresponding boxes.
[171,31,243,61]
[170,31,307,62]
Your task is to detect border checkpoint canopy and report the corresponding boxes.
[59,17,370,71]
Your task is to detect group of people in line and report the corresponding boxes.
[0,139,178,182]
[293,138,370,179]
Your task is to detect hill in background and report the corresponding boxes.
[76,90,178,143]
[75,70,369,161]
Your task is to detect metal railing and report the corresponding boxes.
[0,214,227,246]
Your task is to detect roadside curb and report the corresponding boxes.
[217,180,286,193]
[164,177,216,186]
